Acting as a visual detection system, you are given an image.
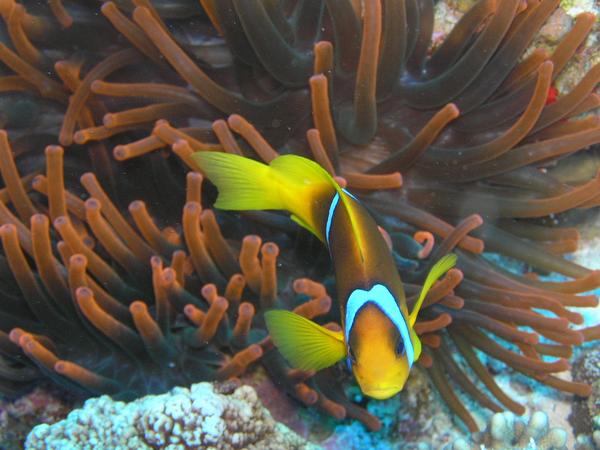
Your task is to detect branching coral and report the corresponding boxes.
[25,381,318,450]
[0,0,597,436]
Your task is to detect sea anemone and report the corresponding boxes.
[0,129,384,428]
[0,0,598,435]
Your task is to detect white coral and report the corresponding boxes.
[25,382,320,450]
[451,411,568,450]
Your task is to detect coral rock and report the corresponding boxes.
[0,387,71,450]
[452,411,568,450]
[25,382,320,450]
[572,348,600,450]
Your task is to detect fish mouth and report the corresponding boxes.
[362,385,402,400]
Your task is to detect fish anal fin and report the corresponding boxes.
[264,310,345,371]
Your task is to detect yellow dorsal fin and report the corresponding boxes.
[336,188,365,261]
[409,253,458,327]
[409,327,422,362]
[264,310,345,371]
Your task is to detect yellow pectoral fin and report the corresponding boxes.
[264,310,345,371]
[409,253,458,327]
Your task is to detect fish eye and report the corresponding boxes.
[395,339,405,356]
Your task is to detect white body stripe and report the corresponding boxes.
[326,189,359,244]
[325,193,340,243]
[345,284,415,367]
[342,188,358,201]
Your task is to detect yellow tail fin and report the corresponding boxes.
[192,152,283,210]
[192,153,338,236]
[192,152,365,252]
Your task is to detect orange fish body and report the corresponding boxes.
[192,152,456,398]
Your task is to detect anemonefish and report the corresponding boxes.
[192,152,456,399]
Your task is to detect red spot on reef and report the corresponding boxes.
[546,86,558,105]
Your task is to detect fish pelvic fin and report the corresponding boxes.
[409,253,458,328]
[265,310,345,372]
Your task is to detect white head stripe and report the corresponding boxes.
[325,193,339,243]
[345,284,415,367]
